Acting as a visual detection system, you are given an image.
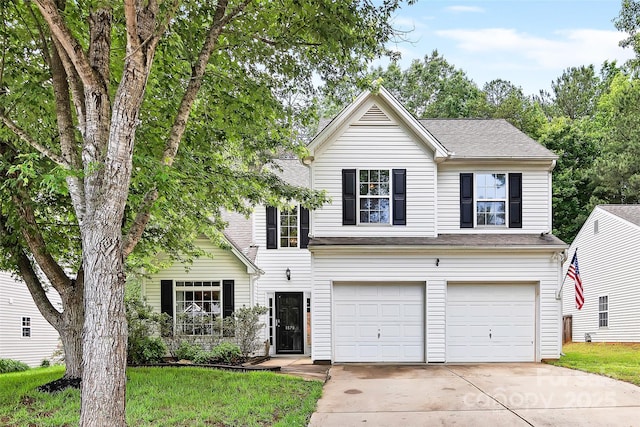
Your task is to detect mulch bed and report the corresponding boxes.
[37,377,81,393]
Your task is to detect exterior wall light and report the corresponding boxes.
[286,268,291,281]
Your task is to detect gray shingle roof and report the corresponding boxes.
[599,205,640,228]
[221,210,258,263]
[308,234,566,248]
[419,119,557,160]
[271,158,309,188]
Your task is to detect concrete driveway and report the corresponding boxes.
[308,363,640,426]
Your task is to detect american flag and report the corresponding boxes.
[568,252,584,310]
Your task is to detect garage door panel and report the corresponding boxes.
[334,283,424,363]
[446,284,535,363]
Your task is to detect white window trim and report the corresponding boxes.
[357,168,392,225]
[21,316,31,338]
[598,295,609,328]
[475,172,508,228]
[174,281,222,336]
[278,205,300,249]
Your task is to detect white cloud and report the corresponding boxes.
[435,27,634,71]
[446,5,484,13]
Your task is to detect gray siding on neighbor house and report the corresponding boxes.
[0,272,61,367]
[562,206,640,342]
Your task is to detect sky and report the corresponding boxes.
[384,0,634,95]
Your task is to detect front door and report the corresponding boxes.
[276,292,304,354]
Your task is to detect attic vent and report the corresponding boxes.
[359,105,390,122]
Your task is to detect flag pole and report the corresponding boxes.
[556,248,576,299]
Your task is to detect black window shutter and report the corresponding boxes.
[300,207,310,249]
[342,169,357,225]
[508,173,523,228]
[392,169,406,225]
[266,206,277,249]
[160,280,173,317]
[460,173,474,228]
[222,280,235,318]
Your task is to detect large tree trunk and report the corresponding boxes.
[80,223,128,426]
[58,275,84,379]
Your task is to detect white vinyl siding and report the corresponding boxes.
[0,272,61,367]
[437,164,552,233]
[310,104,437,237]
[562,207,640,342]
[310,250,560,362]
[144,239,252,315]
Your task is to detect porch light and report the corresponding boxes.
[286,268,291,281]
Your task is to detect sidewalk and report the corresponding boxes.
[256,356,329,382]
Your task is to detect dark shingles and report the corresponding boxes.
[419,119,557,160]
[599,205,640,228]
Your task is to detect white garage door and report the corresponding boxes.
[447,284,536,362]
[333,283,424,362]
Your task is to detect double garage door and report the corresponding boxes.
[333,282,536,363]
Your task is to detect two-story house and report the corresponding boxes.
[143,87,567,363]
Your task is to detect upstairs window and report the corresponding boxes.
[460,172,522,228]
[598,296,608,328]
[280,207,299,247]
[476,173,507,226]
[22,317,31,337]
[266,206,309,249]
[342,169,406,226]
[359,169,390,224]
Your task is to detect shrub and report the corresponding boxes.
[126,296,167,364]
[192,343,242,365]
[175,341,202,361]
[0,358,30,374]
[225,305,269,358]
[40,359,50,368]
[128,336,167,364]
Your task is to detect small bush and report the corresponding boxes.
[0,358,30,374]
[40,359,51,368]
[192,343,243,365]
[129,336,167,364]
[175,341,201,361]
[226,305,268,358]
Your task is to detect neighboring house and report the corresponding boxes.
[0,271,62,367]
[144,87,567,363]
[562,205,640,342]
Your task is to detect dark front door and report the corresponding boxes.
[276,292,304,354]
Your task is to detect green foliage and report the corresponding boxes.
[174,341,202,361]
[0,365,323,426]
[40,360,51,368]
[538,117,601,242]
[0,358,30,374]
[551,65,601,119]
[225,305,269,358]
[192,343,243,365]
[128,337,167,365]
[125,296,167,364]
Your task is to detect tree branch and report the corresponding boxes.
[0,215,62,330]
[33,0,101,90]
[0,111,69,167]
[122,187,158,258]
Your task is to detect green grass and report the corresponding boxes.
[549,342,640,386]
[0,366,323,426]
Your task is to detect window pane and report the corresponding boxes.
[380,170,389,183]
[360,183,368,195]
[371,170,379,181]
[360,170,368,182]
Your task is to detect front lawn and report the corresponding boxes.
[549,342,640,386]
[0,366,323,426]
